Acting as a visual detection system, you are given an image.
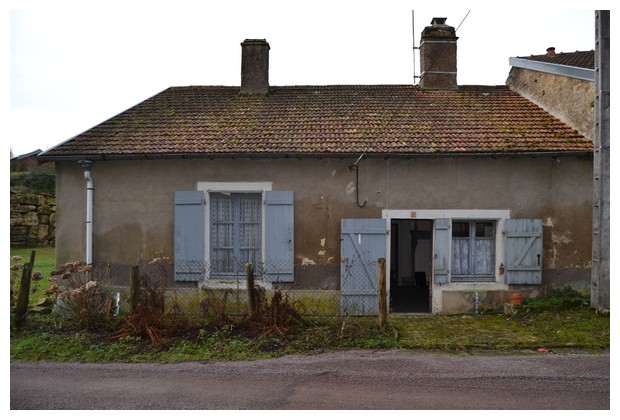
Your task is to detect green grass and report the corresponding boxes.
[10,247,55,307]
[390,310,609,351]
[10,307,609,363]
[10,247,56,277]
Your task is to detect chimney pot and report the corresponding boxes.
[546,47,556,57]
[241,39,270,95]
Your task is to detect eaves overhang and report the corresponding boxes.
[36,149,594,162]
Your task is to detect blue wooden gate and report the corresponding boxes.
[340,218,388,315]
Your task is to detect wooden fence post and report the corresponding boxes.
[129,265,140,313]
[15,250,36,329]
[246,263,256,315]
[378,257,387,329]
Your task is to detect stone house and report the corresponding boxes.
[39,18,593,314]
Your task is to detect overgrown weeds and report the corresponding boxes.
[47,261,118,330]
[112,276,170,347]
[243,287,308,340]
[521,285,590,312]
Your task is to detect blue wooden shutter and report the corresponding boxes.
[174,191,206,281]
[433,218,451,285]
[264,191,294,282]
[340,218,388,315]
[505,219,543,284]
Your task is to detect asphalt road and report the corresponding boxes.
[11,350,609,410]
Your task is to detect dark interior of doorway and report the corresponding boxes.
[390,219,432,313]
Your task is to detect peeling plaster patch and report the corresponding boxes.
[331,170,337,177]
[549,231,574,268]
[345,181,356,195]
[301,258,316,266]
[320,238,326,247]
[318,250,326,256]
[544,217,555,227]
[552,231,574,245]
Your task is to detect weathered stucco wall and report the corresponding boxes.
[55,156,592,290]
[506,67,595,140]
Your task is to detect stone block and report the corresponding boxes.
[23,212,39,226]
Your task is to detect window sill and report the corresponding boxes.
[199,279,272,290]
[451,277,496,283]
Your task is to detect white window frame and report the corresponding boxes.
[451,220,496,282]
[197,182,272,280]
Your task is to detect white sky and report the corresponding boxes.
[5,0,613,157]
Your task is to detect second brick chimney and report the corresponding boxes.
[419,18,458,91]
[240,39,270,95]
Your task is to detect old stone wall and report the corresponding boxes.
[506,67,595,140]
[10,190,56,247]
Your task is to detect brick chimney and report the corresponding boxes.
[546,47,556,57]
[240,39,270,95]
[419,18,458,91]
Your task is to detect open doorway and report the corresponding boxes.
[390,219,432,313]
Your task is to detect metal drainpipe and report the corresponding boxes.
[78,160,94,264]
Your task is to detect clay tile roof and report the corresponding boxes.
[39,85,592,159]
[517,50,594,69]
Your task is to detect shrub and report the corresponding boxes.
[523,285,589,312]
[10,170,55,194]
[48,261,118,330]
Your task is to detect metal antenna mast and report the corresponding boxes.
[412,10,420,83]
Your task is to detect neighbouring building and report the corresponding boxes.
[11,149,55,172]
[506,47,595,140]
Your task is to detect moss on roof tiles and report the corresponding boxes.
[41,85,593,158]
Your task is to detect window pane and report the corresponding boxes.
[240,249,260,267]
[214,223,234,247]
[213,249,235,273]
[476,222,494,238]
[451,238,469,275]
[239,197,260,222]
[474,238,493,275]
[212,195,234,222]
[452,221,469,238]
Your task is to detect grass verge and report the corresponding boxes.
[10,307,609,363]
[9,251,609,361]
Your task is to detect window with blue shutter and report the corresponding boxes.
[175,188,294,282]
[174,191,206,281]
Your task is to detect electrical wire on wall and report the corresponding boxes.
[348,154,367,208]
